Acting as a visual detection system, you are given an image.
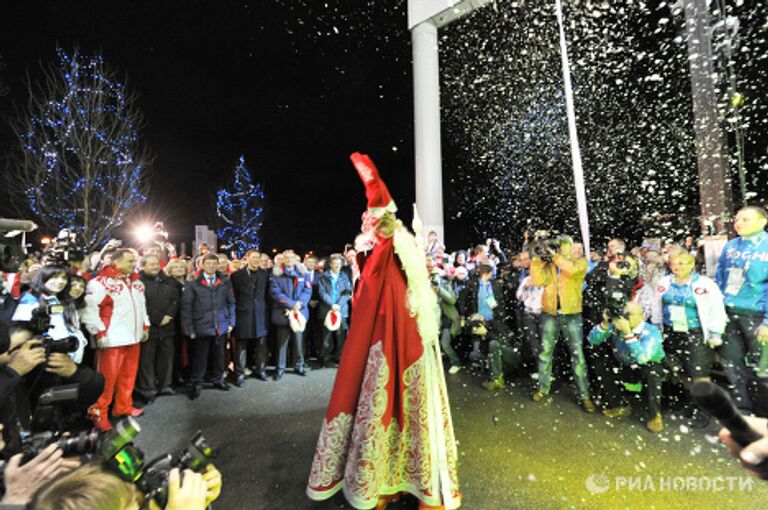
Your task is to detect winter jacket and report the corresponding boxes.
[587,321,665,366]
[656,273,727,341]
[180,272,235,337]
[715,231,768,326]
[231,267,270,339]
[457,276,505,320]
[140,272,179,337]
[317,270,353,320]
[531,254,588,315]
[269,264,313,326]
[436,280,461,336]
[81,266,150,348]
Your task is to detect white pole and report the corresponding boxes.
[555,0,591,255]
[412,21,445,244]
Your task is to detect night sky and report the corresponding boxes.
[0,1,422,255]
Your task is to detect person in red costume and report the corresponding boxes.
[306,153,461,510]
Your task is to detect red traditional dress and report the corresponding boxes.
[306,153,461,509]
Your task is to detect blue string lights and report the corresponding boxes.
[216,155,264,257]
[18,49,148,250]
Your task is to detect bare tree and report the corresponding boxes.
[10,49,150,250]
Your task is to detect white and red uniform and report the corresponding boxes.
[82,265,149,417]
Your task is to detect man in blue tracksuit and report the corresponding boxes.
[715,206,768,413]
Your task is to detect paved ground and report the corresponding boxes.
[133,366,768,510]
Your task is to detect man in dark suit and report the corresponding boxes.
[231,249,270,384]
[181,253,235,400]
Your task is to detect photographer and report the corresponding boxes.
[530,235,595,413]
[1,443,80,508]
[587,303,666,433]
[430,263,462,375]
[0,326,103,456]
[27,463,222,510]
[11,266,88,364]
[458,264,518,389]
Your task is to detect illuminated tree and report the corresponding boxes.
[11,49,149,250]
[216,155,264,257]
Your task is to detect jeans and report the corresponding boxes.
[440,328,461,367]
[537,313,590,399]
[521,312,541,362]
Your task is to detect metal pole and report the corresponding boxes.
[412,21,445,244]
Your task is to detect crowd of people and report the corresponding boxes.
[0,204,766,507]
[428,205,768,438]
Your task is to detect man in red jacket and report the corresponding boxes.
[82,249,150,431]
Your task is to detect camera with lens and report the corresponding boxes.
[605,294,628,321]
[529,237,561,263]
[42,228,85,266]
[27,304,80,355]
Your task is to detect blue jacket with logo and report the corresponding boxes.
[715,231,768,326]
[587,322,665,366]
[270,265,313,326]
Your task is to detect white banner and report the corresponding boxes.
[555,0,591,255]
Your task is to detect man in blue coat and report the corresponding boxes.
[231,249,271,384]
[181,253,236,399]
[316,254,352,367]
[270,251,313,380]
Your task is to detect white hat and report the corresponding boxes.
[324,309,342,332]
[288,310,307,333]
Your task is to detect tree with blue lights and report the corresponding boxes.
[11,49,149,250]
[216,156,264,257]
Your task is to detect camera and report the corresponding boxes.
[605,294,628,321]
[27,304,80,354]
[42,229,85,266]
[529,237,561,263]
[135,431,219,508]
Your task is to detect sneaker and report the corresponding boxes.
[581,399,597,413]
[646,413,664,433]
[531,390,549,402]
[128,407,144,417]
[602,405,632,418]
[482,376,504,391]
[448,365,461,375]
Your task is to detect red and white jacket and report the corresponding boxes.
[82,266,150,348]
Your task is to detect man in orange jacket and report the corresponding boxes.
[530,235,595,413]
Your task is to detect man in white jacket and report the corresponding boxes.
[81,249,149,431]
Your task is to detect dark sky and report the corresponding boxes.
[0,1,424,255]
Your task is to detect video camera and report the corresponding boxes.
[529,235,561,263]
[0,218,38,273]
[604,293,628,321]
[42,228,86,266]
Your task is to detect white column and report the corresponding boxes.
[412,21,445,244]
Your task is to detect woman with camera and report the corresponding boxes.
[11,266,88,364]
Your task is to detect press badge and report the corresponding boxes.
[725,267,745,296]
[669,305,689,333]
